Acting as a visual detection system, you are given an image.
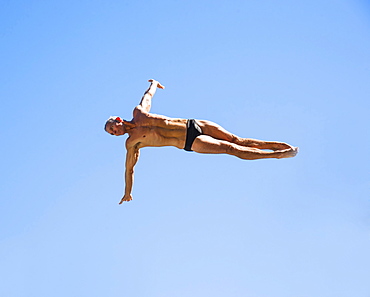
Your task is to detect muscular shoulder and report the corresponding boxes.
[125,136,141,150]
[133,105,148,118]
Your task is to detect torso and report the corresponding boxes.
[126,107,188,149]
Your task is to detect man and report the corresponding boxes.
[105,79,298,204]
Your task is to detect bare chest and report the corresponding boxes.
[127,126,186,149]
[134,127,161,142]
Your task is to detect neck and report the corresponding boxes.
[123,120,136,130]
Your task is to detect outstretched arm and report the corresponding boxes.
[138,79,165,113]
[119,145,140,204]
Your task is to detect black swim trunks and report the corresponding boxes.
[184,119,203,151]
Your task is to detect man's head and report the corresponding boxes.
[104,116,126,136]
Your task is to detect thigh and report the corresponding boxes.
[191,135,232,154]
[196,120,237,142]
[197,120,291,150]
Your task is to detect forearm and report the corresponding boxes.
[140,82,157,112]
[124,168,134,197]
[146,82,158,97]
[118,169,134,204]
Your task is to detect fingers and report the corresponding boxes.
[118,196,132,204]
[148,79,165,89]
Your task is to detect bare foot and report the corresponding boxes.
[271,142,294,151]
[277,147,299,159]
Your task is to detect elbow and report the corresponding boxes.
[126,167,134,175]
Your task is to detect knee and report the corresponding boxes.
[231,134,241,143]
[225,143,237,155]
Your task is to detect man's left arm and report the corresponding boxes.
[137,79,165,113]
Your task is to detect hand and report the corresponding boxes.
[119,194,133,204]
[148,79,165,89]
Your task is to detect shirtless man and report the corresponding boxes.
[105,79,298,204]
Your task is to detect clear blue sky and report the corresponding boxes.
[1,1,370,296]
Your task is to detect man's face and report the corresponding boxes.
[106,121,124,136]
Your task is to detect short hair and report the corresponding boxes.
[104,116,120,132]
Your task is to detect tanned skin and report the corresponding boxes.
[105,79,298,204]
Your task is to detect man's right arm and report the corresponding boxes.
[119,144,140,204]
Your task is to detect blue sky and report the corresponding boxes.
[1,0,370,296]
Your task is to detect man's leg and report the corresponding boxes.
[191,135,298,160]
[197,120,294,151]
